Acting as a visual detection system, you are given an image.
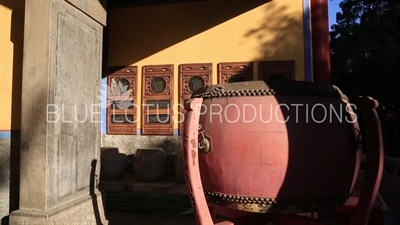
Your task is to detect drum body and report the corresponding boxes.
[190,81,362,213]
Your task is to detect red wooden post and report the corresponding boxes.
[311,0,330,84]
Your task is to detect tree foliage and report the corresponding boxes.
[330,0,400,108]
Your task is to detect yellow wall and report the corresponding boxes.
[108,0,306,131]
[0,1,24,131]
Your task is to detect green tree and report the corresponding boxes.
[330,0,400,107]
[330,0,400,158]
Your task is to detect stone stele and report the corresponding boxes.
[9,0,108,224]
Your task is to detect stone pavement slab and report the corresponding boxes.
[106,201,400,225]
[106,211,196,225]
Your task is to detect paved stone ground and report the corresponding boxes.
[106,211,196,225]
[384,202,400,225]
[104,171,400,225]
[106,205,400,225]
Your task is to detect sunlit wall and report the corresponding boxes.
[0,1,23,137]
[107,0,311,134]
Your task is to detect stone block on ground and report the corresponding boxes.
[174,149,186,183]
[134,148,166,182]
[101,147,127,180]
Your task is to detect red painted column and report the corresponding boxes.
[310,0,330,84]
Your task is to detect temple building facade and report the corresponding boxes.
[0,0,330,223]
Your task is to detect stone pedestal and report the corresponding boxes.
[174,150,186,183]
[10,191,107,225]
[10,0,108,224]
[101,147,127,180]
[134,148,167,182]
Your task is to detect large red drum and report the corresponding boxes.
[186,81,362,214]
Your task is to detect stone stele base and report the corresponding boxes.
[9,191,108,225]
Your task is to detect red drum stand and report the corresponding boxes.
[182,96,383,225]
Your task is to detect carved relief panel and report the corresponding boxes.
[142,64,174,135]
[218,62,253,84]
[178,63,211,134]
[258,60,296,82]
[107,66,138,135]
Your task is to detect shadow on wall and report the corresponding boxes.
[0,0,25,223]
[107,0,269,67]
[152,138,180,155]
[245,3,303,60]
[90,159,102,225]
